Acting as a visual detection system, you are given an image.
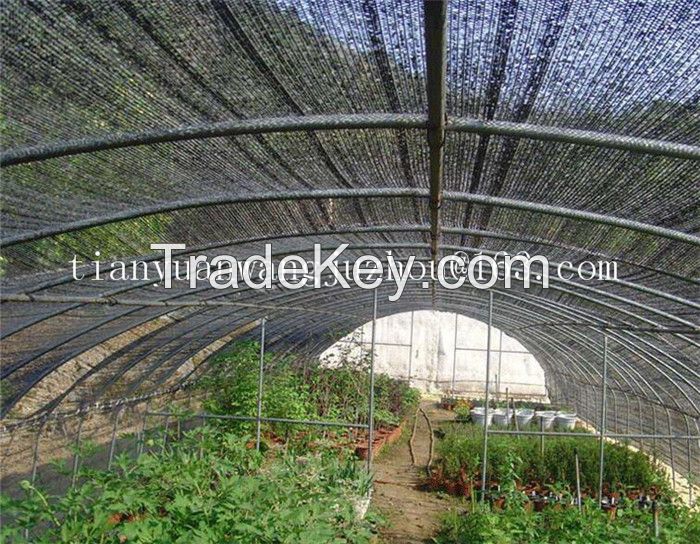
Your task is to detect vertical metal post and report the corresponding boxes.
[71,412,86,487]
[161,414,171,454]
[198,414,205,458]
[684,415,693,505]
[653,500,660,538]
[652,404,658,462]
[666,408,676,491]
[598,335,609,507]
[540,416,545,456]
[480,291,493,500]
[255,317,267,452]
[30,416,47,486]
[25,416,47,540]
[505,387,509,427]
[407,310,415,385]
[497,330,503,404]
[637,397,644,453]
[136,402,149,458]
[575,449,582,513]
[107,406,123,470]
[451,312,458,394]
[625,394,631,436]
[423,0,447,260]
[367,289,379,471]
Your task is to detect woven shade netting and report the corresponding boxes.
[0,0,698,472]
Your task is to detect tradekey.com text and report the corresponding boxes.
[71,243,618,302]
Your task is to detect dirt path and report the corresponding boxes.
[372,401,456,543]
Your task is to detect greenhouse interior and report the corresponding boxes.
[1,0,699,542]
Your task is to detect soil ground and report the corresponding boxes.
[372,401,457,543]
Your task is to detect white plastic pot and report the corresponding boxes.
[492,408,512,427]
[471,407,493,427]
[535,410,557,430]
[555,412,577,430]
[515,409,534,427]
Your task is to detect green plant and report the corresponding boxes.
[1,426,378,543]
[200,340,420,438]
[436,498,700,543]
[454,404,471,420]
[434,424,670,496]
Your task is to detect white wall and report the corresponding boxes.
[321,310,547,400]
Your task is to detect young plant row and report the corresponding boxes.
[3,340,420,542]
[431,420,699,543]
[2,426,378,543]
[436,497,700,544]
[198,340,420,445]
[432,423,670,499]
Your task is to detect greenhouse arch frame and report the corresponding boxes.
[1,0,698,507]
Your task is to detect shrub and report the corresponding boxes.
[1,427,378,543]
[436,499,700,544]
[435,424,670,495]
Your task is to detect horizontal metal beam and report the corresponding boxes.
[145,410,368,430]
[3,113,698,167]
[443,191,700,246]
[0,293,359,318]
[3,188,698,247]
[515,322,700,334]
[488,429,700,440]
[447,117,700,160]
[0,114,426,167]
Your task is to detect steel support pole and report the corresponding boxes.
[481,291,494,500]
[598,335,609,506]
[540,417,545,456]
[637,397,644,453]
[685,415,694,505]
[497,330,503,403]
[29,416,47,486]
[71,412,85,487]
[505,387,510,427]
[161,414,171,455]
[652,404,658,462]
[255,317,267,452]
[107,406,123,470]
[451,312,459,394]
[136,402,150,458]
[407,310,415,385]
[367,289,379,471]
[25,416,48,540]
[423,0,447,261]
[666,408,677,491]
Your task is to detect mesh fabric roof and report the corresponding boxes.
[0,0,699,476]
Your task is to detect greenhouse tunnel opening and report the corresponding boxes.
[320,310,548,401]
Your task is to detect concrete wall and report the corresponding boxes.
[321,311,547,400]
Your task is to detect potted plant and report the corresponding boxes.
[454,404,471,422]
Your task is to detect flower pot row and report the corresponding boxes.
[468,408,577,430]
[426,469,661,515]
[354,423,403,460]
